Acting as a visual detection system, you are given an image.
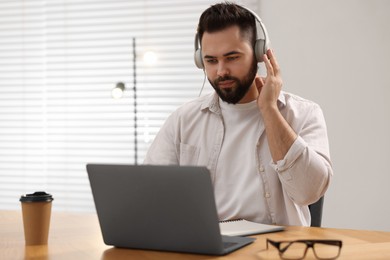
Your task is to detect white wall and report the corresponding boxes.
[259,0,390,231]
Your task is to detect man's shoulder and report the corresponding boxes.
[175,92,215,113]
[163,93,216,126]
[282,91,320,109]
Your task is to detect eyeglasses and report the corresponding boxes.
[266,238,342,260]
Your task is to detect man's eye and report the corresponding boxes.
[206,59,217,64]
[227,56,238,61]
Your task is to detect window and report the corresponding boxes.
[0,0,259,211]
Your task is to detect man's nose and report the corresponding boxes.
[217,62,229,77]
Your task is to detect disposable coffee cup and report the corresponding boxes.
[20,191,54,245]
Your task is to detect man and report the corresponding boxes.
[144,2,332,226]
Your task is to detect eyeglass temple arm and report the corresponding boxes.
[266,239,280,250]
[267,239,294,254]
[295,239,342,247]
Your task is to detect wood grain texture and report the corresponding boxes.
[1,210,390,260]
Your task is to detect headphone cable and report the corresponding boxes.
[198,70,207,97]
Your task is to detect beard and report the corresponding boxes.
[208,58,258,104]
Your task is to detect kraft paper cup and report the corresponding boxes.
[20,191,54,245]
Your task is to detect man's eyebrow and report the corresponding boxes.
[204,51,242,59]
[223,51,242,56]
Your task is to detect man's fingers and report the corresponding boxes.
[263,53,274,76]
[255,76,264,90]
[267,49,281,76]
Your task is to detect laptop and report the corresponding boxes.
[86,164,255,255]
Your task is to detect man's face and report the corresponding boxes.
[201,25,257,104]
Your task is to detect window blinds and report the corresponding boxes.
[0,0,259,212]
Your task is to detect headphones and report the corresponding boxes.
[194,6,270,69]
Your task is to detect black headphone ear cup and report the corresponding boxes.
[194,48,204,69]
[255,39,266,63]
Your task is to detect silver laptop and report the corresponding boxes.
[86,164,255,255]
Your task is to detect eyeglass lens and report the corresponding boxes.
[313,243,341,259]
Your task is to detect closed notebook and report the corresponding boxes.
[220,219,284,236]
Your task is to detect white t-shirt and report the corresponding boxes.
[214,98,270,223]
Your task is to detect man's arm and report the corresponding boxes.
[256,49,297,162]
[256,49,332,205]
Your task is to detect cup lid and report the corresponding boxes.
[20,191,54,202]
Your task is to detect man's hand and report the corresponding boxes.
[255,49,283,112]
[255,49,296,162]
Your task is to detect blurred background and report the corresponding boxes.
[0,0,389,231]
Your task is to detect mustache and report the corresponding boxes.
[214,76,238,85]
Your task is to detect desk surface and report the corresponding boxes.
[1,210,390,260]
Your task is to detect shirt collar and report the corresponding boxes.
[201,91,286,113]
[201,93,221,114]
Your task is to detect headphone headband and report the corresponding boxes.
[194,6,270,69]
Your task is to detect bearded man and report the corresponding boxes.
[144,2,333,227]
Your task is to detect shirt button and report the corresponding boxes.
[265,192,271,198]
[259,165,265,172]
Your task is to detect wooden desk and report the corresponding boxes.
[1,210,390,260]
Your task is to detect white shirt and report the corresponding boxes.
[144,91,333,226]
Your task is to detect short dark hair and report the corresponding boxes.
[197,2,257,47]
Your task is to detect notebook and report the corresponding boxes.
[220,219,284,236]
[86,164,255,255]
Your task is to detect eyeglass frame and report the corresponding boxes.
[266,238,343,260]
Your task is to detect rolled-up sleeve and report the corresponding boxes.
[270,103,333,206]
